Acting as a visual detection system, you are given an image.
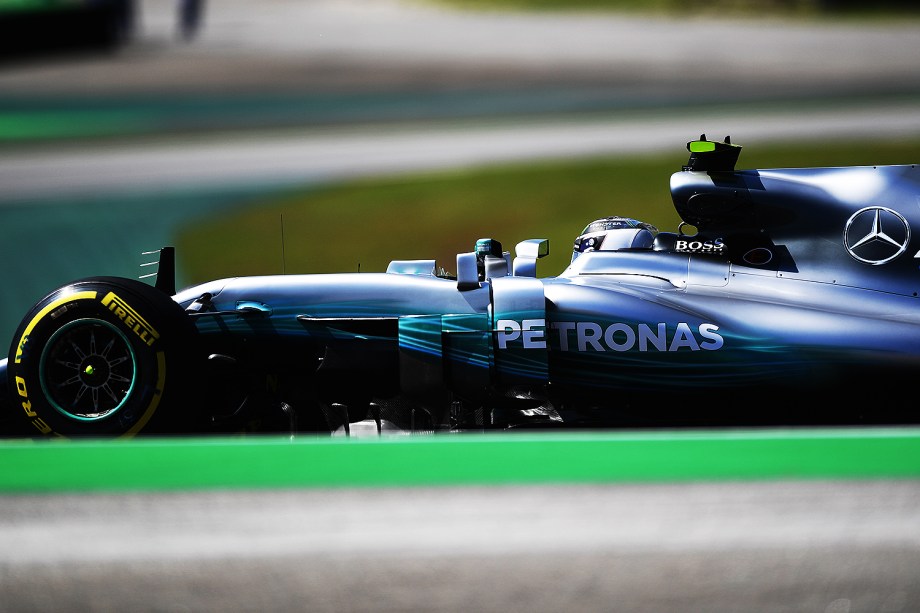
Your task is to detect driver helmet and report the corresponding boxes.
[572,217,658,261]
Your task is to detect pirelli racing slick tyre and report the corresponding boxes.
[7,277,198,438]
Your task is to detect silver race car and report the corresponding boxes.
[3,136,919,437]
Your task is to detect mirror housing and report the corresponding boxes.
[513,239,550,277]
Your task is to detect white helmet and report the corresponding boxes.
[572,217,658,261]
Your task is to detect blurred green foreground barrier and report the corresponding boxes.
[2,428,920,492]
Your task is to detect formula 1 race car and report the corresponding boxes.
[3,136,920,438]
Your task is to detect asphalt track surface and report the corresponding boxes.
[4,100,920,201]
[2,480,919,612]
[4,0,920,94]
[3,3,920,611]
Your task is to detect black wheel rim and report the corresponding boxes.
[39,318,138,421]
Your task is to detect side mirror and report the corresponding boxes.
[457,252,479,291]
[513,239,550,277]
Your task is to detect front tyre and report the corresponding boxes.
[8,277,197,438]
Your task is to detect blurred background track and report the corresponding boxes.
[3,480,919,613]
[4,0,920,95]
[1,0,919,345]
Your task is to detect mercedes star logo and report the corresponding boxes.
[843,206,911,265]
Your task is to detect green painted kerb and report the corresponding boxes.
[0,0,70,12]
[1,428,919,492]
[0,111,154,141]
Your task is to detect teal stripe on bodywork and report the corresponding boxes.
[1,428,919,492]
[398,315,443,359]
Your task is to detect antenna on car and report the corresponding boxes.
[280,213,287,275]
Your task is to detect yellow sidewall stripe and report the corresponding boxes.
[14,290,98,364]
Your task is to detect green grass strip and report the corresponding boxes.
[1,428,919,492]
[0,111,154,141]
